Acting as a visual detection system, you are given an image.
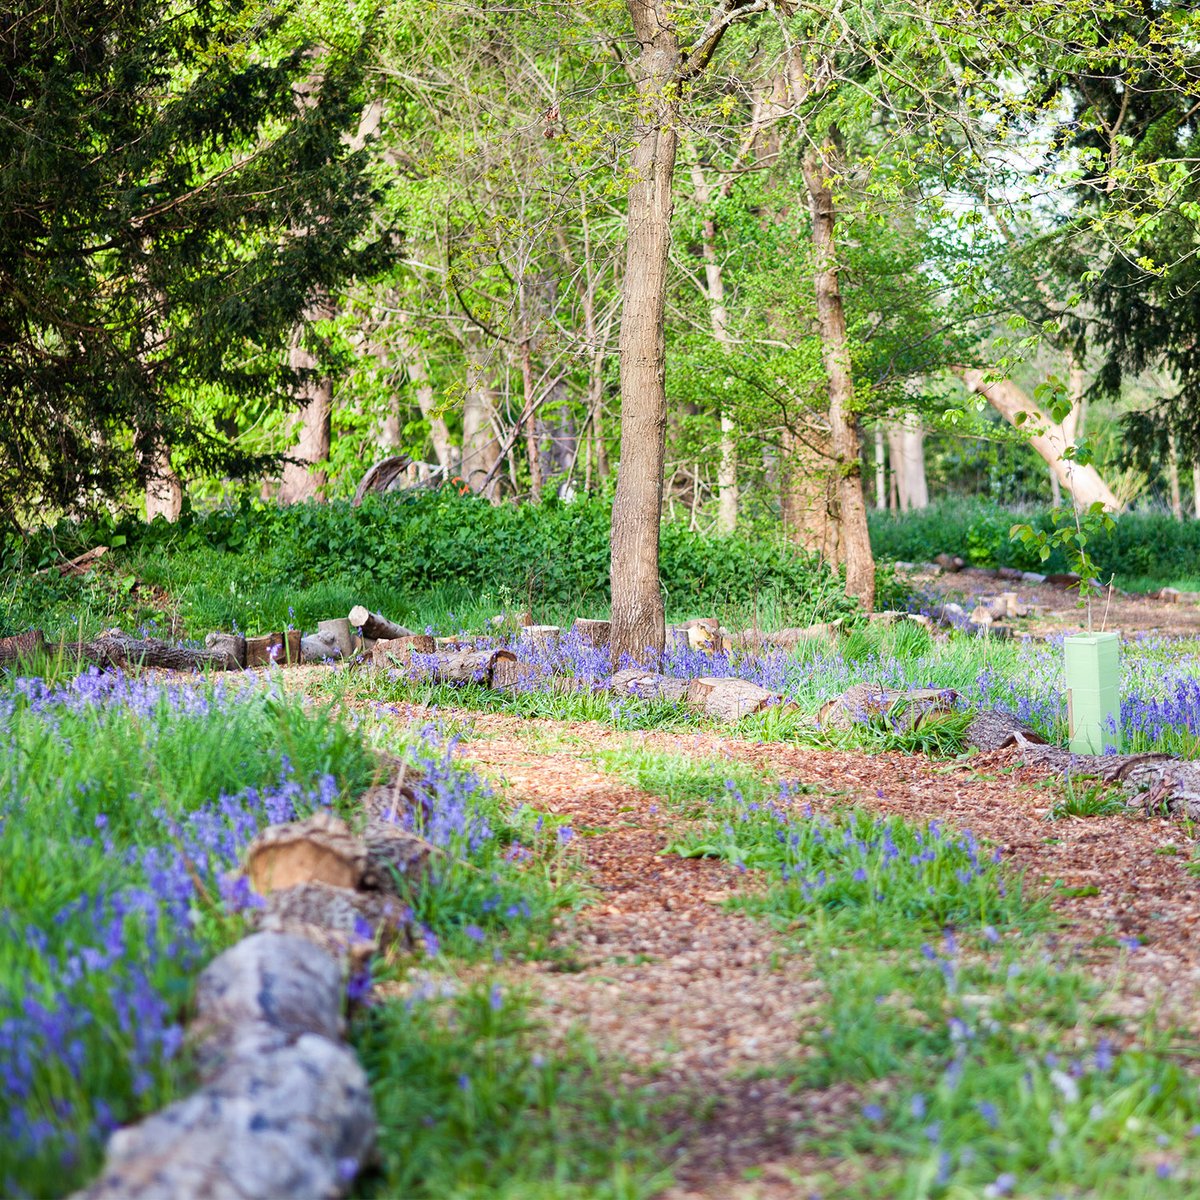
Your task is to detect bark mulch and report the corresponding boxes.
[437,713,1200,1196]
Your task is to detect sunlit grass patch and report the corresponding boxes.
[353,982,666,1199]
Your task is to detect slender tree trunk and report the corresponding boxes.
[801,140,875,610]
[886,415,928,511]
[780,426,837,557]
[689,163,738,533]
[958,369,1121,512]
[462,333,501,499]
[145,441,182,521]
[518,337,543,500]
[1193,461,1200,520]
[610,4,680,664]
[395,328,453,470]
[1168,431,1183,520]
[873,425,887,510]
[279,320,333,504]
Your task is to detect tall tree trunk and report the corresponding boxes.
[462,332,501,499]
[886,415,928,511]
[395,328,453,470]
[801,140,875,610]
[689,163,738,533]
[517,337,543,500]
[1193,461,1200,520]
[279,322,333,504]
[780,426,837,557]
[958,369,1121,512]
[873,425,887,510]
[1168,431,1183,520]
[610,3,680,664]
[145,442,182,521]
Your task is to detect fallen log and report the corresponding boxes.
[0,629,48,665]
[36,545,108,576]
[819,684,959,731]
[408,647,518,686]
[347,606,413,641]
[766,620,846,649]
[71,933,376,1200]
[301,632,343,662]
[964,710,1049,752]
[608,668,690,703]
[77,631,234,672]
[687,677,781,722]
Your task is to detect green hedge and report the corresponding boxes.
[3,489,862,633]
[868,500,1200,580]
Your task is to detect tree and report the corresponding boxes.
[0,0,383,526]
[610,0,780,664]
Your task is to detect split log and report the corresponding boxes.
[819,684,959,731]
[372,634,436,668]
[204,631,246,669]
[361,821,437,891]
[246,812,367,894]
[408,647,518,686]
[687,677,781,722]
[301,633,343,662]
[572,618,611,648]
[318,618,355,657]
[964,710,1049,752]
[72,933,376,1200]
[347,606,413,641]
[245,631,302,667]
[0,629,47,665]
[608,668,690,703]
[519,625,562,653]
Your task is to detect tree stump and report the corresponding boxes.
[571,618,611,648]
[687,677,781,721]
[318,618,355,657]
[204,632,246,669]
[372,635,436,669]
[245,631,302,667]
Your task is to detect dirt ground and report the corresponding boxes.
[372,707,1200,1199]
[904,566,1200,639]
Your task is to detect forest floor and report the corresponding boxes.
[353,696,1200,1198]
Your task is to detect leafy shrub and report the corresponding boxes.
[869,499,1200,582]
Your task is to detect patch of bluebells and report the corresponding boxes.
[673,780,1016,930]
[0,670,348,1195]
[0,760,337,1193]
[851,930,1200,1194]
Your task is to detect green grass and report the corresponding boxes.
[618,751,1200,1198]
[354,983,665,1199]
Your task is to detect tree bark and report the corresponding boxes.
[279,322,333,504]
[873,425,887,510]
[801,140,875,610]
[689,162,738,533]
[395,327,453,471]
[145,440,183,522]
[1168,431,1183,520]
[886,414,928,511]
[957,369,1121,511]
[610,1,681,665]
[462,332,501,499]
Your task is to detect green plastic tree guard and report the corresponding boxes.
[1064,631,1121,754]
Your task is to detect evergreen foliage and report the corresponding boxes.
[0,0,386,525]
